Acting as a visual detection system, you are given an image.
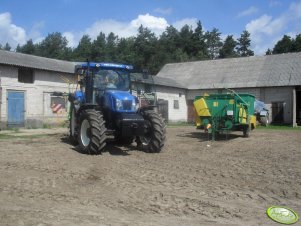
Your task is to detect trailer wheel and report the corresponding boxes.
[78,109,107,154]
[138,110,165,153]
[243,124,250,138]
[69,106,78,145]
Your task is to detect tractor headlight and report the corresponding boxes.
[132,99,139,111]
[115,99,123,111]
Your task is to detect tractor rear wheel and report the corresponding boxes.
[78,109,107,154]
[138,110,166,153]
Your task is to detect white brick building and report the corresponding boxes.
[0,50,75,129]
[0,50,187,129]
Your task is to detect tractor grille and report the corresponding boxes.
[122,100,132,110]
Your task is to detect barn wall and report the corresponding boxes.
[156,86,187,122]
[0,65,74,129]
[260,86,294,124]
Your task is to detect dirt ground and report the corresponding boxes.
[0,126,300,226]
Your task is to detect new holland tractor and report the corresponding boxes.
[68,62,166,154]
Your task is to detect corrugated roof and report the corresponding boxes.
[0,50,75,73]
[157,52,301,89]
[153,76,186,89]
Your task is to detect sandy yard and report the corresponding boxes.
[0,126,300,226]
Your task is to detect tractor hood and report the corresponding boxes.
[104,90,137,112]
[106,90,134,100]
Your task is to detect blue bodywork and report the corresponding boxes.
[104,90,137,113]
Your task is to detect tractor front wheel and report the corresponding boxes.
[138,110,166,153]
[78,109,107,154]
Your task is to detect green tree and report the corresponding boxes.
[192,20,208,59]
[134,25,157,73]
[265,48,273,55]
[73,35,92,61]
[292,34,301,52]
[219,35,237,58]
[272,35,293,54]
[178,25,194,57]
[236,30,254,57]
[116,37,136,64]
[37,32,68,59]
[105,32,118,62]
[205,28,223,59]
[91,32,106,61]
[16,39,36,54]
[159,25,179,63]
[3,42,11,51]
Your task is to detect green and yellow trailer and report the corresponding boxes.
[194,90,256,140]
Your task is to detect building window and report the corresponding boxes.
[174,100,179,109]
[18,68,34,83]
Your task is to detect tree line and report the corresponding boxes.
[1,20,301,74]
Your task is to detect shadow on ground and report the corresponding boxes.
[177,131,244,142]
[60,135,149,155]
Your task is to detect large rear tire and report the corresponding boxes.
[138,110,166,153]
[78,109,107,154]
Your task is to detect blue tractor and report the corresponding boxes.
[68,62,166,154]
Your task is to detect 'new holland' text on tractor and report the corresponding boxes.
[68,62,166,154]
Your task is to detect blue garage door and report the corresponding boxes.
[7,91,25,128]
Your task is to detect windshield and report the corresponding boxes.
[94,68,130,91]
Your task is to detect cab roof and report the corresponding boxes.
[75,62,133,71]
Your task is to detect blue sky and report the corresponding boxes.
[1,0,301,54]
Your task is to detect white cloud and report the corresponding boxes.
[28,21,44,43]
[154,7,173,15]
[172,18,198,30]
[245,0,301,55]
[131,13,169,32]
[64,13,170,47]
[238,6,258,17]
[0,12,26,47]
[63,32,76,47]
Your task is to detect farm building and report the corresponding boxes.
[0,50,75,129]
[157,52,301,126]
[0,50,186,129]
[1,50,300,128]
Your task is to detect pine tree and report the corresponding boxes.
[272,35,293,54]
[219,35,237,58]
[236,30,254,57]
[205,28,223,59]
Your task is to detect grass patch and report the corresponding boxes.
[256,125,301,131]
